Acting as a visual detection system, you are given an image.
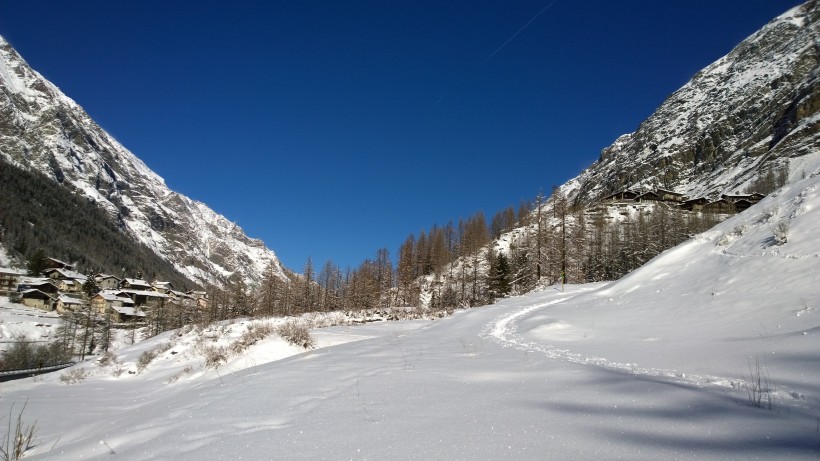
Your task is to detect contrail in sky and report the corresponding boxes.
[434,0,559,106]
[479,0,559,68]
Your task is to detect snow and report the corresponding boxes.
[2,171,819,459]
[0,297,61,348]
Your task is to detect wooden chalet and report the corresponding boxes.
[95,274,121,290]
[721,193,765,205]
[721,193,750,202]
[44,258,74,271]
[680,197,709,211]
[635,191,660,203]
[115,289,169,307]
[734,199,754,213]
[120,278,152,291]
[656,189,686,202]
[43,268,87,293]
[702,199,734,213]
[17,278,60,295]
[108,305,146,323]
[92,291,136,316]
[151,281,174,294]
[55,294,86,313]
[602,190,639,202]
[20,289,52,310]
[0,267,25,296]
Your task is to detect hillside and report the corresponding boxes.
[0,35,286,287]
[0,156,195,289]
[561,1,819,204]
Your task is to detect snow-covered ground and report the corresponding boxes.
[3,172,820,459]
[0,298,61,351]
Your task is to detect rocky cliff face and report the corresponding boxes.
[0,34,286,287]
[562,0,820,204]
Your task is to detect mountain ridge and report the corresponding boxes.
[559,0,820,205]
[0,34,286,287]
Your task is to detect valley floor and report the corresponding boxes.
[2,282,818,460]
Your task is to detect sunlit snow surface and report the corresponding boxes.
[3,171,820,459]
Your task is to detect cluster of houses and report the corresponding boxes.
[0,258,207,323]
[601,189,765,213]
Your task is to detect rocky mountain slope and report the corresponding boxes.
[561,0,820,204]
[0,34,286,287]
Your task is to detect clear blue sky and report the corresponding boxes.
[0,1,795,271]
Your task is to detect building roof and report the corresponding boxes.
[122,278,151,287]
[43,268,88,282]
[635,191,660,200]
[111,306,146,318]
[0,267,26,276]
[46,257,74,269]
[20,289,52,299]
[57,294,84,305]
[117,289,170,298]
[19,277,51,284]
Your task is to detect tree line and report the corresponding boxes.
[194,190,726,325]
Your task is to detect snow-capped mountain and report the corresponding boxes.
[562,0,820,203]
[0,34,285,287]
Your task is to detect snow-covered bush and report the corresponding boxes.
[59,368,89,385]
[772,221,789,245]
[756,206,779,224]
[96,351,119,368]
[277,321,315,349]
[229,322,276,355]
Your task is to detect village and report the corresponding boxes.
[0,257,207,325]
[600,188,766,212]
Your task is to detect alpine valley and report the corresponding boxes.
[1,2,820,460]
[3,2,819,291]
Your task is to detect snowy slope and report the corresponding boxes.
[562,1,820,203]
[0,35,286,287]
[2,162,819,459]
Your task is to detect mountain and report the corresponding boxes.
[561,0,820,204]
[0,34,286,287]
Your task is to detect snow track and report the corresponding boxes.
[483,289,813,407]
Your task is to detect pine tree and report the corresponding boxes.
[487,251,511,299]
[26,249,47,276]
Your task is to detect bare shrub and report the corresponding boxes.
[111,364,125,378]
[136,342,174,373]
[136,350,158,373]
[59,368,89,385]
[1,400,37,461]
[744,357,773,409]
[203,346,228,369]
[167,366,193,383]
[96,351,119,368]
[277,321,315,349]
[0,337,72,372]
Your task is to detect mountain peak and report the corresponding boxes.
[0,34,286,287]
[565,0,820,204]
